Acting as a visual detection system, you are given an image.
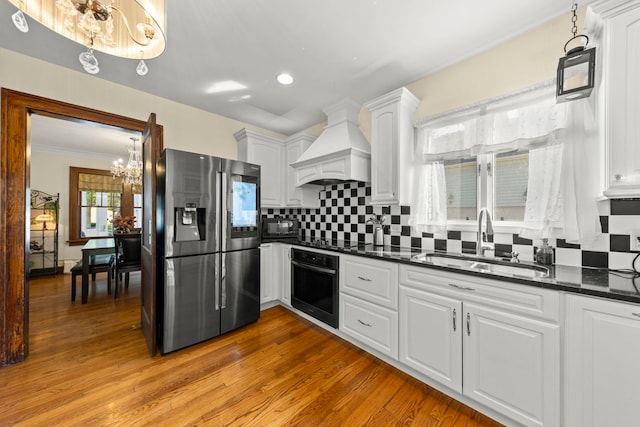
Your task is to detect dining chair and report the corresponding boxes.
[113,233,142,298]
[70,254,114,302]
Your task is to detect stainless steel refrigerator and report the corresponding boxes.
[157,149,261,354]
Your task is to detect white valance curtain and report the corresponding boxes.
[422,91,567,163]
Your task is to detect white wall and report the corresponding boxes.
[302,8,586,139]
[0,48,285,160]
[406,9,580,120]
[30,151,113,263]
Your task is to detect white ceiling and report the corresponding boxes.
[1,0,589,154]
[30,115,141,161]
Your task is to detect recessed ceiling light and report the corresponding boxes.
[276,73,294,85]
[206,80,247,94]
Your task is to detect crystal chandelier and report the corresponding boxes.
[112,137,142,187]
[8,0,166,75]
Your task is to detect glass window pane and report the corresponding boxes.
[494,150,529,221]
[133,207,143,229]
[80,207,116,237]
[81,191,94,206]
[445,157,477,221]
[133,193,143,208]
[112,193,121,208]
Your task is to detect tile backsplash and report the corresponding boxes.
[262,182,640,270]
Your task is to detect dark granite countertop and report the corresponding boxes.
[267,238,640,305]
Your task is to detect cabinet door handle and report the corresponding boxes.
[466,313,471,336]
[452,308,457,331]
[449,283,476,292]
[632,313,640,318]
[357,319,372,327]
[357,276,372,282]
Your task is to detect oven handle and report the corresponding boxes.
[291,260,336,275]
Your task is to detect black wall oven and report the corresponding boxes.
[291,248,338,328]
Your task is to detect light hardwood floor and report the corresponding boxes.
[0,273,504,426]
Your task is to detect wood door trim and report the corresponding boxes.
[0,87,163,366]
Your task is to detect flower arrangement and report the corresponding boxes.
[111,215,136,233]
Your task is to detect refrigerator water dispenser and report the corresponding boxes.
[175,203,206,242]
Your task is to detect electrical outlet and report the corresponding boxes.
[390,224,401,233]
[632,230,640,252]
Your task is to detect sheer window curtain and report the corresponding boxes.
[408,128,448,234]
[520,7,602,244]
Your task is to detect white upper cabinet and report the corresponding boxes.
[235,129,320,208]
[235,129,284,207]
[593,0,640,197]
[364,87,420,205]
[284,133,321,208]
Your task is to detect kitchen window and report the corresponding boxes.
[410,82,565,236]
[443,150,529,229]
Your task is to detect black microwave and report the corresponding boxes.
[262,217,299,239]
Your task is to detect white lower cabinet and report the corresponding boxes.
[341,293,398,358]
[259,243,276,304]
[399,265,560,427]
[340,255,399,359]
[399,286,462,393]
[564,293,640,427]
[279,244,292,306]
[464,303,559,427]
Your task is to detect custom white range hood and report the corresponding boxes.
[290,99,371,186]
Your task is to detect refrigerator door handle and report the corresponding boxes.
[214,251,221,310]
[220,252,227,309]
[220,171,228,252]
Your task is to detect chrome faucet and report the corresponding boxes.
[476,208,494,257]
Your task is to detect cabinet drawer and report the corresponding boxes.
[340,293,398,359]
[340,254,399,309]
[400,264,559,322]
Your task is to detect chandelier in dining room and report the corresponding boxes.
[111,136,142,187]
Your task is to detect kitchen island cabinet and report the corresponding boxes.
[564,293,640,427]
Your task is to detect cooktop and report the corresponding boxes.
[295,237,362,251]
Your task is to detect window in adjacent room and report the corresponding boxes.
[68,167,138,245]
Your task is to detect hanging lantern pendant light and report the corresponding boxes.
[556,2,596,103]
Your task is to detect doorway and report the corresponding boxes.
[0,88,163,367]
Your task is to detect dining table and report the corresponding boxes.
[81,238,115,304]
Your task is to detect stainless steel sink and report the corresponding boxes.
[412,253,549,279]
